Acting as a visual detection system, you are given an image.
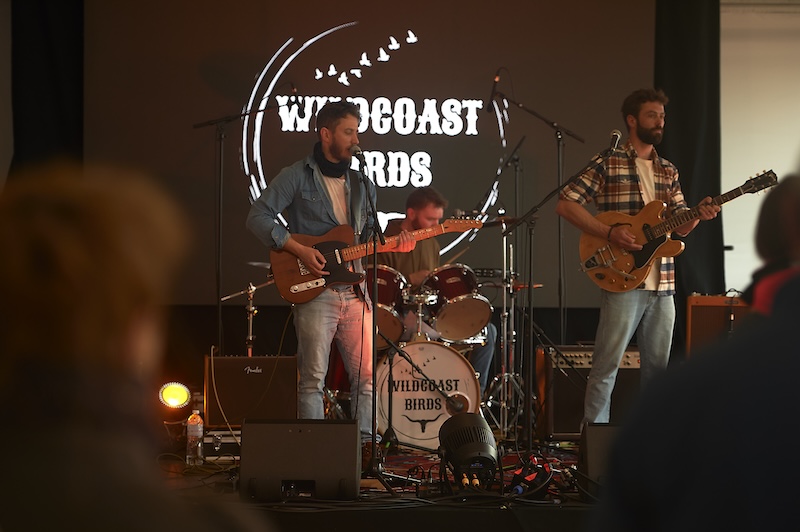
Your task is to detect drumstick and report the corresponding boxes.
[442,246,469,265]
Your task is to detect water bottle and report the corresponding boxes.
[185,409,204,466]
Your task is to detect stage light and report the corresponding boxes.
[438,413,499,488]
[158,381,191,408]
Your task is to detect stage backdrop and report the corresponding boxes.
[83,0,655,312]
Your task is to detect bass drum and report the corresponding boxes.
[375,340,480,448]
[366,265,408,350]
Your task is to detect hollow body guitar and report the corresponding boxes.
[579,170,777,292]
[270,218,482,304]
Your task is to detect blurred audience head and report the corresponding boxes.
[0,162,188,388]
[755,173,800,264]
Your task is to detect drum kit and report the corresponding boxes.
[325,261,502,450]
[232,220,534,448]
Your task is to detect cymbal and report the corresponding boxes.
[482,216,521,228]
[247,261,271,269]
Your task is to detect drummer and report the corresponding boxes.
[377,186,497,397]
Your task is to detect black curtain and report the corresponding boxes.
[8,0,84,178]
[654,0,723,361]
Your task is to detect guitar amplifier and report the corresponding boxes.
[204,355,297,428]
[686,295,749,357]
[535,346,640,440]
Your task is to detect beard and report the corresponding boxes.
[328,137,352,162]
[637,124,663,145]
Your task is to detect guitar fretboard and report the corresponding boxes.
[648,170,776,239]
[340,225,449,262]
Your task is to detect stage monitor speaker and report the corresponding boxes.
[204,355,297,428]
[686,295,749,357]
[239,419,360,502]
[578,422,618,501]
[535,346,640,440]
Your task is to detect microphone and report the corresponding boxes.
[486,68,501,113]
[609,129,622,151]
[350,145,366,168]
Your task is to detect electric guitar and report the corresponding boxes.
[579,170,777,292]
[270,218,482,304]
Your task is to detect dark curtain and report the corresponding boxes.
[654,0,723,361]
[8,0,84,179]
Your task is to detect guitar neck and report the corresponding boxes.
[339,224,448,262]
[652,187,745,237]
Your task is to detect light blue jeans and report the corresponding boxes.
[583,290,675,427]
[292,286,375,442]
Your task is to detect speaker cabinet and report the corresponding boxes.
[204,355,297,428]
[239,419,360,501]
[686,295,749,357]
[578,423,618,501]
[535,346,640,440]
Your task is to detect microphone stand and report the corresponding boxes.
[193,105,278,358]
[495,91,585,346]
[355,159,399,495]
[503,148,616,447]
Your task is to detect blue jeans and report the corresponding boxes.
[468,323,496,397]
[292,286,375,442]
[583,290,675,427]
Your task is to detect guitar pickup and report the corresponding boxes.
[290,278,326,293]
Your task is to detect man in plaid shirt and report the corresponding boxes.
[556,88,719,428]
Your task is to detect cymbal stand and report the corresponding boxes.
[483,221,524,439]
[220,277,274,357]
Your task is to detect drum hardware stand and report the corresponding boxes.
[483,222,526,440]
[220,276,275,357]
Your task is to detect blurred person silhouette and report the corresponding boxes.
[588,174,800,531]
[740,174,800,316]
[0,163,270,531]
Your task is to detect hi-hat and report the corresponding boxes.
[247,261,271,269]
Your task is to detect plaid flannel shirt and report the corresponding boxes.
[559,140,690,295]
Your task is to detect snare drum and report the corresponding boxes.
[422,263,493,341]
[366,265,408,350]
[375,341,480,447]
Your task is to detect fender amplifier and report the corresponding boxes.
[204,355,297,427]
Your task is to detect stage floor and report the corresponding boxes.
[162,438,596,532]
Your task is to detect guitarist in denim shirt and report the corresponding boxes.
[555,88,719,429]
[247,101,415,462]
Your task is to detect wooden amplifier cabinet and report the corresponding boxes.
[685,295,749,357]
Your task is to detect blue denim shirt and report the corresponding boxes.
[246,153,378,299]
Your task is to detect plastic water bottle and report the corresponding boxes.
[185,409,204,466]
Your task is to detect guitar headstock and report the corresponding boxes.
[743,170,778,194]
[441,218,483,232]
